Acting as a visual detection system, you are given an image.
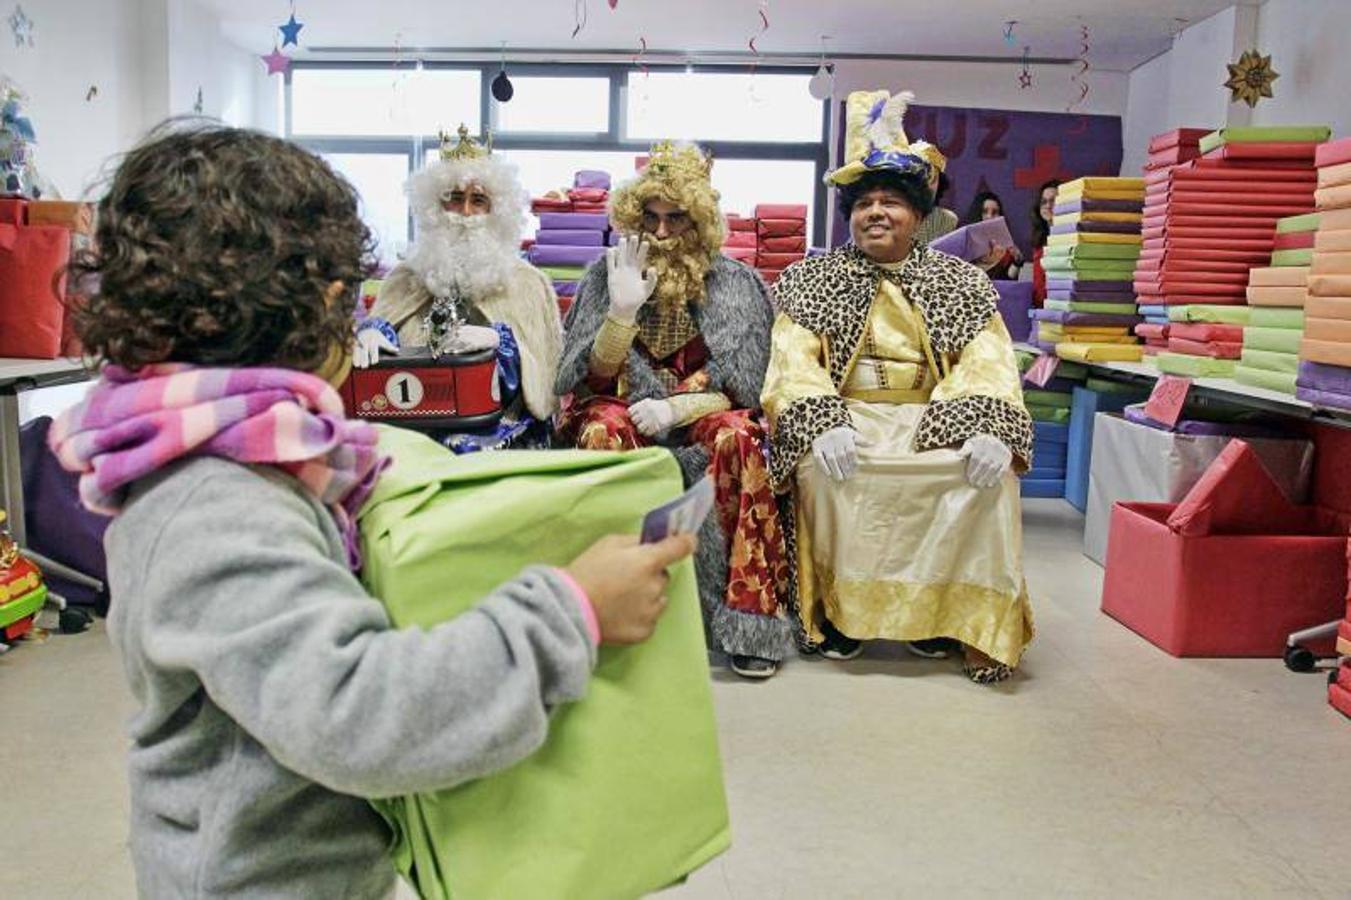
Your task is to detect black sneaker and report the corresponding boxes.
[906,637,961,659]
[819,620,863,661]
[730,655,779,679]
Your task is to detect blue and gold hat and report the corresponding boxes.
[826,90,946,190]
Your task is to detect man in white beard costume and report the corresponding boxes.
[354,125,562,436]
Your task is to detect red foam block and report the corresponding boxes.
[1101,501,1348,657]
[1316,137,1351,169]
[1204,142,1320,160]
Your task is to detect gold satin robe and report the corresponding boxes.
[763,277,1035,667]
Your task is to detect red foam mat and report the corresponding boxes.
[1204,142,1320,160]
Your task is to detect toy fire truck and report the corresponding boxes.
[0,510,46,651]
[342,293,504,432]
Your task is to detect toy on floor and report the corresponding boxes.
[0,509,47,652]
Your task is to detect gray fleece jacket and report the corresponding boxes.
[104,456,597,898]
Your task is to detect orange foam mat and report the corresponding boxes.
[1304,317,1351,343]
[1315,184,1351,211]
[1246,285,1308,307]
[1305,296,1351,320]
[1311,252,1351,275]
[1314,229,1351,253]
[1318,161,1351,190]
[1308,274,1351,297]
[1300,338,1351,366]
[1249,266,1310,287]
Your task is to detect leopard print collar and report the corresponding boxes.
[774,243,998,387]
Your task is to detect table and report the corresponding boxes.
[0,357,103,595]
[1015,343,1351,425]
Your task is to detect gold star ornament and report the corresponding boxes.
[1225,49,1279,108]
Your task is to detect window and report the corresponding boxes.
[626,72,821,143]
[711,158,817,228]
[494,77,610,134]
[288,63,828,249]
[322,152,411,266]
[292,68,480,137]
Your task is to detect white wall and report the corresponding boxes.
[1121,51,1171,176]
[1252,0,1351,139]
[166,0,273,130]
[0,0,147,199]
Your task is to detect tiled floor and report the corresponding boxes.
[2,499,1346,898]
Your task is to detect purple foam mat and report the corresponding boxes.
[1032,308,1143,328]
[1047,289,1138,302]
[1296,385,1351,412]
[573,170,612,191]
[1123,404,1287,437]
[1046,278,1135,293]
[995,280,1034,343]
[538,212,610,231]
[534,229,606,246]
[1053,198,1146,215]
[1296,359,1351,395]
[529,244,607,267]
[1050,221,1143,235]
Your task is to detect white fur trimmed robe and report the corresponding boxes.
[371,259,564,421]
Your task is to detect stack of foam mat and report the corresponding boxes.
[1297,137,1351,413]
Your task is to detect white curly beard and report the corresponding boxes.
[402,210,520,300]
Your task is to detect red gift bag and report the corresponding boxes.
[0,223,71,359]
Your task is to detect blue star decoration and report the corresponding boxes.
[279,13,303,48]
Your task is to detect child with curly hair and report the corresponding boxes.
[49,121,693,898]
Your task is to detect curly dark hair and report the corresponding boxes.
[837,168,936,221]
[70,120,375,371]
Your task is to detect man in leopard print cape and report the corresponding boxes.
[762,88,1035,685]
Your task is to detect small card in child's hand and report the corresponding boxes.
[641,476,715,544]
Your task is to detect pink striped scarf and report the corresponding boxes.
[49,364,389,570]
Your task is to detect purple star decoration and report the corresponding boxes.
[279,13,303,47]
[262,46,291,76]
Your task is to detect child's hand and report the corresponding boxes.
[566,533,696,645]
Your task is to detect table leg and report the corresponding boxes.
[0,389,25,547]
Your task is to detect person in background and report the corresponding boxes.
[764,89,1035,685]
[555,141,793,680]
[962,189,1023,280]
[914,170,958,244]
[50,121,694,898]
[1029,179,1060,306]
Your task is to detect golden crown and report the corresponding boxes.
[644,141,713,181]
[439,124,492,162]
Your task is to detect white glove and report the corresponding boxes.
[353,328,398,369]
[812,426,863,482]
[629,398,676,438]
[961,434,1012,489]
[606,235,659,323]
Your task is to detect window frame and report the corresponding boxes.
[286,60,831,247]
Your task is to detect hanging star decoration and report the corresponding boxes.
[1225,49,1278,108]
[262,45,291,76]
[1019,47,1032,89]
[1003,20,1017,47]
[193,87,204,114]
[279,12,304,48]
[9,4,35,48]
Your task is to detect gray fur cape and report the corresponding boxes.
[556,254,794,661]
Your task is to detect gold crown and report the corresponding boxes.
[439,124,492,162]
[644,141,713,181]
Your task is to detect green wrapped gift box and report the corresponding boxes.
[358,427,730,900]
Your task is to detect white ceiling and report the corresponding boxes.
[208,0,1247,72]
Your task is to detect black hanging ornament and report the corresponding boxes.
[491,69,514,102]
[491,43,514,102]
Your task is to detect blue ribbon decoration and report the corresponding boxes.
[861,149,931,179]
[493,322,522,398]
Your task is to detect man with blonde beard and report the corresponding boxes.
[555,141,793,678]
[355,126,561,433]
